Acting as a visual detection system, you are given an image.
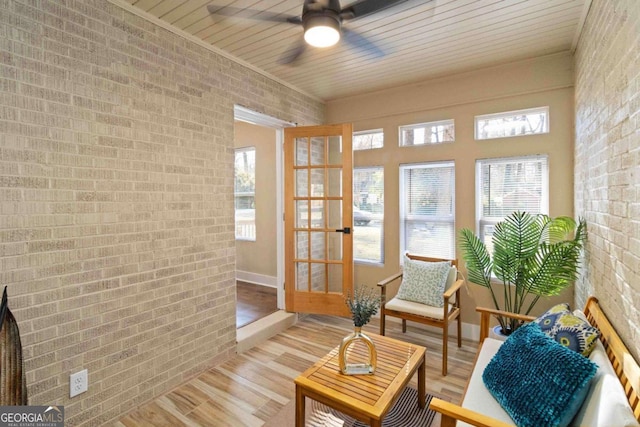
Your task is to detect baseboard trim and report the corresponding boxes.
[236,271,277,288]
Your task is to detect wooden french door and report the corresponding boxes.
[284,124,353,317]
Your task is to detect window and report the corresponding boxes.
[400,162,455,259]
[475,107,549,140]
[234,147,256,240]
[353,167,384,263]
[476,155,549,249]
[353,129,383,150]
[399,120,455,146]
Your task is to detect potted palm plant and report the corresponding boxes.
[460,211,587,336]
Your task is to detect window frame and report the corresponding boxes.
[353,166,384,265]
[475,154,549,244]
[353,129,384,151]
[399,161,456,262]
[234,146,256,241]
[399,119,455,147]
[475,106,549,140]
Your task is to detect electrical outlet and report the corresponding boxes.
[70,369,88,398]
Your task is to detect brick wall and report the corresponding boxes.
[0,0,323,425]
[574,0,639,361]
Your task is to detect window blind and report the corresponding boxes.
[400,162,455,259]
[476,155,549,246]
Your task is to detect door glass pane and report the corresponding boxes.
[296,231,309,259]
[328,135,342,165]
[327,232,342,261]
[311,169,325,197]
[310,263,326,292]
[327,264,342,292]
[310,137,325,166]
[327,168,342,197]
[311,232,325,259]
[310,200,324,228]
[296,262,309,291]
[295,169,308,197]
[326,200,342,229]
[296,200,309,228]
[295,138,308,166]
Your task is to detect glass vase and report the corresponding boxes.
[338,327,377,375]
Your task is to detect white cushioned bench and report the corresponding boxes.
[429,297,640,427]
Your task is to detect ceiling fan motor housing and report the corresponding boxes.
[302,0,342,32]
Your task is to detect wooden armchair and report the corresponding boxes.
[377,255,464,376]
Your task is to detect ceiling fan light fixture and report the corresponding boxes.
[304,16,340,48]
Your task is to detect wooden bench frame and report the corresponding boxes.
[430,296,640,427]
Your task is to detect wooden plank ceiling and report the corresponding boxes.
[122,0,589,101]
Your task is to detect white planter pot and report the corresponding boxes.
[489,325,509,341]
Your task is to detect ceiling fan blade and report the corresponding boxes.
[206,5,301,24]
[278,38,308,65]
[342,28,384,58]
[340,0,410,20]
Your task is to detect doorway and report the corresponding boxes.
[233,106,291,328]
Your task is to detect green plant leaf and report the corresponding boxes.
[544,216,577,243]
[492,212,541,285]
[525,241,583,296]
[459,211,587,325]
[459,228,492,288]
[346,286,380,327]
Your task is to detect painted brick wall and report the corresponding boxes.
[574,0,640,361]
[0,0,323,425]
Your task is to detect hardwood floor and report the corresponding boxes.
[236,282,278,328]
[115,315,477,426]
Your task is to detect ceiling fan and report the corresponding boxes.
[206,0,410,65]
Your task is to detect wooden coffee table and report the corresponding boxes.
[294,333,426,427]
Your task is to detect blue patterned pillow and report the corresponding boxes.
[535,303,600,356]
[483,323,598,427]
[551,313,600,356]
[534,303,571,333]
[396,256,450,307]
